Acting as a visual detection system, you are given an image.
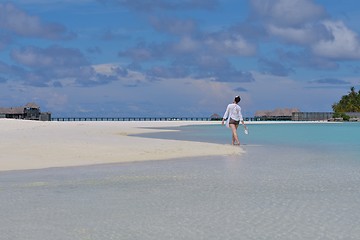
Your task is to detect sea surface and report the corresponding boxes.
[1,122,360,240]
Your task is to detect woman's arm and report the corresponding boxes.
[221,105,230,125]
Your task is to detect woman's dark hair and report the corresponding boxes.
[234,96,241,103]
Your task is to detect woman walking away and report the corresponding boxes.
[222,96,247,145]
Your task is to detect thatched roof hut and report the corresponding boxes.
[0,102,45,120]
[25,102,40,109]
[210,113,222,120]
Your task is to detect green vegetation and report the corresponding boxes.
[332,87,360,113]
[332,112,350,121]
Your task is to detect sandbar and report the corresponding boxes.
[0,119,243,171]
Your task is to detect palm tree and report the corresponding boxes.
[332,87,360,113]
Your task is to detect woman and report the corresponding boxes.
[221,96,247,145]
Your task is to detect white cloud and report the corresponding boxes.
[93,63,148,87]
[11,47,53,67]
[267,24,326,45]
[0,3,72,39]
[312,20,360,60]
[251,1,360,61]
[11,0,93,4]
[0,3,41,35]
[251,0,326,27]
[174,36,200,52]
[204,34,256,56]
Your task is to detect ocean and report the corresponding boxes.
[1,122,359,239]
[139,121,360,161]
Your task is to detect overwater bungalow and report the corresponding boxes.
[0,103,51,121]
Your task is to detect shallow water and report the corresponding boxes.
[1,123,360,239]
[140,122,360,159]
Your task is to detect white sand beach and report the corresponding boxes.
[2,120,360,240]
[0,119,243,171]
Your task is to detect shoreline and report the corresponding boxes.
[0,119,341,172]
[0,119,242,172]
[2,120,358,240]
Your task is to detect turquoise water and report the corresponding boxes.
[140,122,360,146]
[139,122,360,160]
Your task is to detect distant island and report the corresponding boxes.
[252,87,360,122]
[2,88,359,122]
[332,87,360,121]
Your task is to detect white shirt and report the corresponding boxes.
[223,103,243,121]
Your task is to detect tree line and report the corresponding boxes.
[332,87,360,120]
[332,87,360,112]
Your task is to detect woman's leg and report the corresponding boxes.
[229,124,240,145]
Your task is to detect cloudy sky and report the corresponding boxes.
[1,0,360,117]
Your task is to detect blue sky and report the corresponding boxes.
[1,0,360,117]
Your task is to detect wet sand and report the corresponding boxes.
[0,119,243,171]
[1,147,359,240]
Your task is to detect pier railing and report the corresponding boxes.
[51,117,214,121]
[51,117,262,121]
